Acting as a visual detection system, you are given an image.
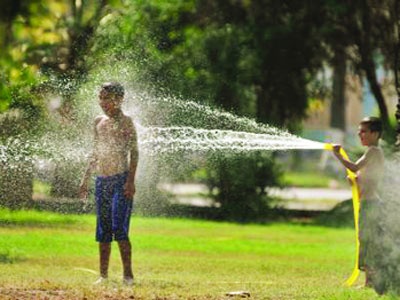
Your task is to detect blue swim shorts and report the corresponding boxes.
[95,172,133,243]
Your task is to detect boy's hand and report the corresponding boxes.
[346,175,358,185]
[332,144,342,158]
[124,181,135,200]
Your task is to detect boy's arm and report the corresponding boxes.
[332,144,367,173]
[124,123,139,199]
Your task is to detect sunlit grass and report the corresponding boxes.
[283,170,346,188]
[0,209,392,299]
[0,208,90,227]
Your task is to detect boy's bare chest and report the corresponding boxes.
[97,119,133,143]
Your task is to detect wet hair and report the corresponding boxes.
[101,82,124,97]
[360,116,383,137]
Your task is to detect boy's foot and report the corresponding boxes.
[123,276,134,286]
[93,277,108,285]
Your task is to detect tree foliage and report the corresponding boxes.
[95,0,330,130]
[0,0,122,126]
[316,0,398,134]
[2,0,400,218]
[2,1,399,132]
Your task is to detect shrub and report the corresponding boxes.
[205,151,282,222]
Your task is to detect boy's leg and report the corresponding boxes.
[112,172,133,283]
[114,173,133,280]
[118,240,133,279]
[99,242,111,278]
[95,176,113,280]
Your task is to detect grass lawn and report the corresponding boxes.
[282,171,345,189]
[0,209,394,300]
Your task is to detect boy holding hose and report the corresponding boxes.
[332,117,385,291]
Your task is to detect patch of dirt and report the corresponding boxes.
[0,288,137,300]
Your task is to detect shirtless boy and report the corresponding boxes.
[332,116,384,290]
[79,82,138,285]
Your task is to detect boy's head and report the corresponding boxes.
[358,116,382,146]
[98,82,125,117]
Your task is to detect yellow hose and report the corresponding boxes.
[324,143,360,286]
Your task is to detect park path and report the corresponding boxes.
[158,183,352,211]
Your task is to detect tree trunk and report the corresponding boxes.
[330,48,347,131]
[357,0,391,133]
[361,54,391,132]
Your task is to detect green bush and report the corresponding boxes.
[205,151,282,222]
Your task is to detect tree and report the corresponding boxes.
[321,0,396,136]
[330,48,347,131]
[354,0,391,132]
[0,0,119,206]
[92,0,333,219]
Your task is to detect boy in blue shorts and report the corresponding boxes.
[79,82,138,286]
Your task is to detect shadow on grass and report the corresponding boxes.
[0,250,25,264]
[156,200,355,228]
[314,199,354,228]
[149,203,332,224]
[1,197,355,227]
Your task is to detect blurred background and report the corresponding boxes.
[1,0,399,222]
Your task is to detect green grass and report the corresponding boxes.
[283,171,345,188]
[0,209,394,299]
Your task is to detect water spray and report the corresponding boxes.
[138,125,325,154]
